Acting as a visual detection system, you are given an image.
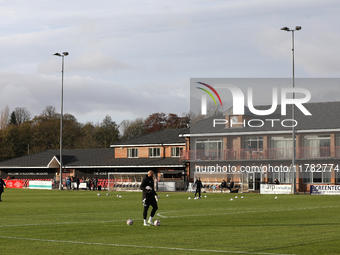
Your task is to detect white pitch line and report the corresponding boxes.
[0,236,295,255]
[157,205,339,219]
[0,219,130,228]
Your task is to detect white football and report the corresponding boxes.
[127,219,133,225]
[97,193,101,196]
[106,193,109,196]
[154,220,161,226]
[146,186,152,193]
[188,197,191,199]
[230,198,233,201]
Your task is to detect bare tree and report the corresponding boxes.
[189,102,225,125]
[14,107,31,125]
[120,118,145,141]
[41,106,56,117]
[206,101,224,117]
[0,105,10,130]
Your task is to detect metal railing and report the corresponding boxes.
[180,146,338,161]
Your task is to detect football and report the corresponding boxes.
[97,193,101,196]
[127,219,133,225]
[154,220,161,226]
[145,186,152,193]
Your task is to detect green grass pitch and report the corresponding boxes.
[1,188,340,255]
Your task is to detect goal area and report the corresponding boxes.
[108,172,148,192]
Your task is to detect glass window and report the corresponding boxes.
[171,147,183,157]
[268,171,293,184]
[243,137,263,150]
[127,148,138,158]
[149,148,160,157]
[302,167,331,184]
[270,136,293,159]
[195,139,222,160]
[302,135,330,158]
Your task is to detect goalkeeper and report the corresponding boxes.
[140,170,159,226]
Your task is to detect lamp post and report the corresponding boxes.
[280,26,301,194]
[54,52,69,190]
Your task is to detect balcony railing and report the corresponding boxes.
[180,146,338,161]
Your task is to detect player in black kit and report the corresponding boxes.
[140,170,159,226]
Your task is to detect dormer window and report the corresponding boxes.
[171,147,183,157]
[127,148,139,158]
[149,148,160,157]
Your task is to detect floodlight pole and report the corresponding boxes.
[54,52,69,190]
[281,26,301,194]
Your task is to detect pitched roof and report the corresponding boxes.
[0,128,187,169]
[110,128,187,147]
[186,101,340,135]
[0,148,114,168]
[0,148,185,169]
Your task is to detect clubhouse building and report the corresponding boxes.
[180,101,340,193]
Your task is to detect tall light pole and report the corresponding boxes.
[54,52,69,190]
[280,26,301,194]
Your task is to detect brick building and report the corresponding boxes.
[180,101,340,193]
[0,129,187,190]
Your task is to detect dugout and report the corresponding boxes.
[193,172,247,193]
[108,172,148,192]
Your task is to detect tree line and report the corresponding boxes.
[0,106,198,161]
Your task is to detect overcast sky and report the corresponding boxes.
[1,0,340,125]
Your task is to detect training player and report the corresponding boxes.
[194,177,202,199]
[140,170,159,226]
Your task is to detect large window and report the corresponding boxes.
[242,137,263,159]
[149,148,161,157]
[268,171,293,184]
[127,148,139,158]
[270,136,292,159]
[195,138,222,160]
[302,167,331,184]
[171,147,183,157]
[302,135,330,158]
[243,136,263,150]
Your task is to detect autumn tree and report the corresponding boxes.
[144,113,167,133]
[165,113,190,129]
[144,113,190,134]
